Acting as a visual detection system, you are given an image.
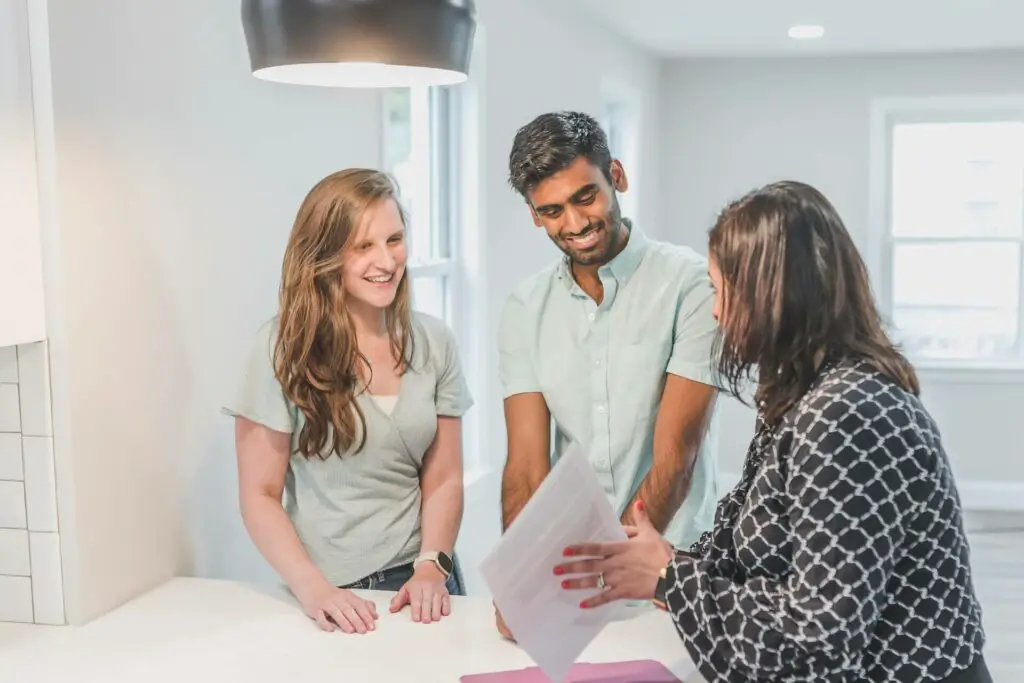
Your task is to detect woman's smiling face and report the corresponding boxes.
[341,198,408,310]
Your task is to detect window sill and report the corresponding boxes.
[914,360,1024,384]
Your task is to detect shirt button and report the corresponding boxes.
[596,405,606,414]
[594,359,601,367]
[588,312,595,321]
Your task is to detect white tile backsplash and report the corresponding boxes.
[16,343,51,437]
[29,532,63,624]
[22,437,57,532]
[0,432,22,480]
[0,529,30,575]
[0,384,20,432]
[0,480,26,529]
[0,343,61,624]
[0,347,17,383]
[0,575,33,622]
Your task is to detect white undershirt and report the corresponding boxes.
[370,394,399,415]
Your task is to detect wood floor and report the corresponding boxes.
[964,510,1024,681]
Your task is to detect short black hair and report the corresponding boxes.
[507,111,613,197]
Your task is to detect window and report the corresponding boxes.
[876,102,1024,366]
[383,86,458,324]
[600,81,640,223]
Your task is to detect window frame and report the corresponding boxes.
[599,77,642,225]
[868,95,1024,379]
[380,85,460,324]
[379,74,493,475]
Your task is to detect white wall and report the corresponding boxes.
[658,51,1024,501]
[35,0,381,623]
[22,0,661,622]
[0,0,46,348]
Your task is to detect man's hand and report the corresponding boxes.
[494,602,516,642]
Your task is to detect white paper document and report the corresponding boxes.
[480,443,629,683]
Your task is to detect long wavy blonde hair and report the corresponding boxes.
[274,169,414,459]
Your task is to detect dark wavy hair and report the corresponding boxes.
[507,111,613,197]
[709,180,919,424]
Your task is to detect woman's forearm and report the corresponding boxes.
[419,474,463,556]
[241,493,331,598]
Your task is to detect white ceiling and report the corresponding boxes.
[575,0,1024,57]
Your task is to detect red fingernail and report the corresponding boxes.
[553,566,564,575]
[579,600,589,609]
[561,580,571,589]
[563,548,574,557]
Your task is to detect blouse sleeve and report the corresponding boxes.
[221,320,296,434]
[431,318,474,418]
[664,400,932,679]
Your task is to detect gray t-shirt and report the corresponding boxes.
[223,312,474,586]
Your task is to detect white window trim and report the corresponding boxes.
[379,85,459,313]
[447,25,489,486]
[867,94,1024,383]
[599,77,642,225]
[376,26,489,479]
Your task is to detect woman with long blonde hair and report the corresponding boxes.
[224,169,472,635]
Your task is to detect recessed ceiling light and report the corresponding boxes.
[788,25,824,39]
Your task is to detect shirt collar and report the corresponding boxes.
[557,218,649,289]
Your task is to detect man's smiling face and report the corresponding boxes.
[527,156,629,267]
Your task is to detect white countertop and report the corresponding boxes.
[0,577,703,682]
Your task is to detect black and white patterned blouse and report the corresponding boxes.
[664,359,986,682]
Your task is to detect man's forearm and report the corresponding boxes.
[501,465,546,531]
[626,378,718,534]
[623,449,695,533]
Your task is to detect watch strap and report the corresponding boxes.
[414,550,453,578]
[652,563,671,611]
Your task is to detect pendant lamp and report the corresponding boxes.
[241,0,476,88]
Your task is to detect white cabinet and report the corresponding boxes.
[0,0,46,347]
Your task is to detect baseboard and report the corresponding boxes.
[956,481,1024,513]
[717,472,1024,513]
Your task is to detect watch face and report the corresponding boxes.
[437,551,454,575]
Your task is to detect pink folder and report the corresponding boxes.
[459,659,681,682]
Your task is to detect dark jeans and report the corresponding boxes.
[340,556,466,596]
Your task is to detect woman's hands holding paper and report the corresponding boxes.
[554,500,674,609]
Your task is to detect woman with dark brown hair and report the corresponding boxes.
[554,181,991,682]
[224,169,473,635]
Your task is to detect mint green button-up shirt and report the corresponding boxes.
[498,225,720,548]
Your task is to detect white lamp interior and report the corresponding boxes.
[253,62,469,88]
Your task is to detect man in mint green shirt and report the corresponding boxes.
[495,111,721,638]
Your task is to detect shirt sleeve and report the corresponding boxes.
[665,274,718,388]
[221,321,296,434]
[497,293,540,398]
[663,401,931,680]
[434,321,474,417]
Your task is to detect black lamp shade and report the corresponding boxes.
[241,0,477,88]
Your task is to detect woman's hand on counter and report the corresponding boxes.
[297,582,379,634]
[390,562,451,623]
